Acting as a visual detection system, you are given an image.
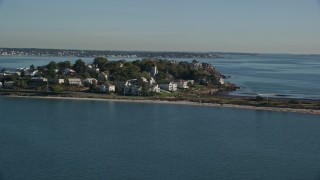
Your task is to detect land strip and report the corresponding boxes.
[1,90,319,115]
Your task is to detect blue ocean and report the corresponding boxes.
[0,97,320,180]
[0,54,320,179]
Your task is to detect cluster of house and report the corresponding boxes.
[16,67,39,76]
[0,64,200,96]
[112,66,194,95]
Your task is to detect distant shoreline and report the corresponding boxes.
[3,94,320,115]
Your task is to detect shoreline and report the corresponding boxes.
[3,94,320,115]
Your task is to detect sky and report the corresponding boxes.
[0,0,319,54]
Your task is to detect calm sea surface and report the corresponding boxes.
[0,54,319,99]
[1,55,320,179]
[0,97,320,180]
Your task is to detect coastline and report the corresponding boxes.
[3,94,320,115]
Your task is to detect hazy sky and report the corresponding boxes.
[0,0,319,54]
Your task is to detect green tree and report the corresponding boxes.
[138,80,149,96]
[89,79,98,92]
[30,64,35,70]
[155,72,169,83]
[140,60,154,72]
[115,63,141,80]
[82,72,91,79]
[93,57,108,71]
[73,59,87,74]
[57,61,72,70]
[47,69,57,79]
[141,71,151,80]
[47,61,58,70]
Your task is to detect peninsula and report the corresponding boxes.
[0,57,319,115]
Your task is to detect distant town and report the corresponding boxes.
[0,48,224,59]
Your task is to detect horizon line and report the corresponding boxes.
[0,47,319,56]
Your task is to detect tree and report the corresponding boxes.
[57,61,71,70]
[93,57,108,71]
[155,72,169,83]
[73,59,87,74]
[89,79,98,92]
[139,60,154,72]
[115,63,141,80]
[141,71,151,80]
[47,69,57,79]
[47,61,58,70]
[30,64,35,70]
[82,72,91,79]
[138,80,149,96]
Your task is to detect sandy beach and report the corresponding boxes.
[4,95,320,115]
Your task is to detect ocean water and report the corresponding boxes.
[0,97,320,180]
[0,54,319,99]
[211,54,320,99]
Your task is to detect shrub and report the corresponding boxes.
[50,85,64,93]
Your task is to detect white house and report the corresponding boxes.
[150,77,156,85]
[62,68,76,76]
[0,72,10,76]
[115,79,145,95]
[107,84,116,92]
[83,78,97,85]
[187,80,194,85]
[15,71,21,76]
[25,69,38,77]
[150,84,160,93]
[100,84,115,93]
[141,77,148,83]
[176,80,189,89]
[58,79,65,84]
[144,77,160,93]
[29,77,48,85]
[66,78,82,86]
[139,77,160,93]
[115,80,131,92]
[159,82,178,92]
[16,67,28,72]
[0,82,3,88]
[87,64,100,73]
[16,67,29,76]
